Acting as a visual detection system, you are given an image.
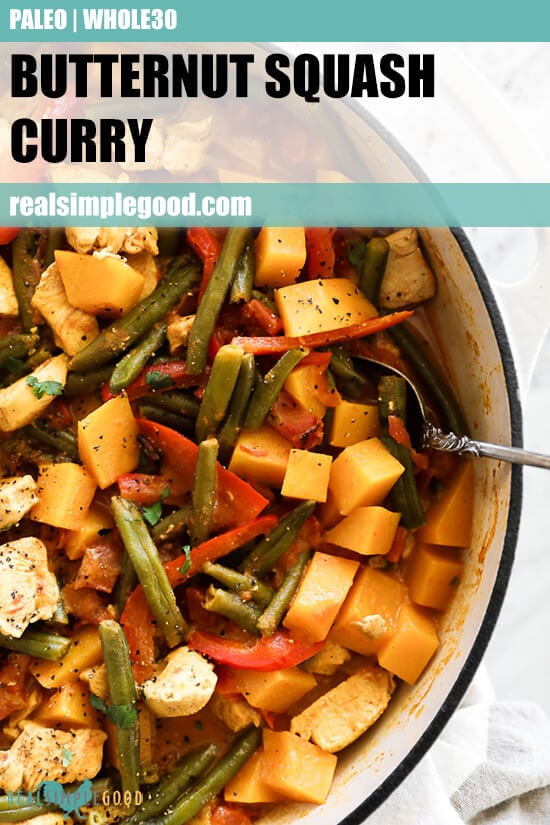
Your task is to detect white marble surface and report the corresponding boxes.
[362,43,550,714]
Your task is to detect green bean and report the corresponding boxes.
[242,499,316,577]
[157,228,182,259]
[109,322,167,395]
[121,744,218,825]
[140,390,200,419]
[111,497,187,646]
[69,256,199,373]
[24,423,79,461]
[0,802,57,822]
[320,369,337,450]
[137,403,195,437]
[243,348,309,431]
[148,726,261,825]
[113,549,138,618]
[50,593,69,625]
[63,365,114,397]
[389,324,468,436]
[44,226,66,268]
[359,236,389,304]
[202,561,274,608]
[186,228,250,374]
[26,341,54,370]
[217,352,256,464]
[195,345,243,443]
[257,549,311,637]
[250,288,278,314]
[378,375,408,423]
[0,630,71,660]
[204,586,262,635]
[190,438,219,546]
[381,437,425,530]
[152,503,192,543]
[229,238,254,303]
[12,229,43,331]
[329,345,368,386]
[0,333,39,370]
[99,620,140,804]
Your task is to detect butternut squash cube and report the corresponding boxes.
[78,395,140,489]
[417,460,474,547]
[30,463,97,530]
[329,401,380,447]
[55,249,145,316]
[328,437,405,515]
[65,503,115,561]
[281,449,332,502]
[324,506,401,556]
[254,227,306,288]
[406,542,463,611]
[261,729,337,804]
[31,626,103,689]
[330,566,407,656]
[283,551,359,643]
[34,680,101,729]
[275,277,377,338]
[229,666,316,713]
[225,749,283,803]
[377,602,439,684]
[228,426,292,488]
[284,363,329,420]
[0,354,69,434]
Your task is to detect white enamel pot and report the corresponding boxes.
[253,46,536,825]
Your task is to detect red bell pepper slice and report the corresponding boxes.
[231,310,415,355]
[386,525,409,564]
[138,419,269,528]
[0,228,21,246]
[188,628,324,671]
[120,515,277,682]
[388,415,429,471]
[187,227,222,299]
[241,299,284,336]
[102,361,204,402]
[304,227,336,279]
[266,391,323,450]
[117,474,173,506]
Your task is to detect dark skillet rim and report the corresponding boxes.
[332,95,524,824]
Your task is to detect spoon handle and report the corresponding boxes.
[423,425,550,469]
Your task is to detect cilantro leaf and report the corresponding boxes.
[348,239,366,268]
[142,487,171,527]
[89,693,137,729]
[62,746,74,767]
[178,544,192,576]
[145,370,175,390]
[26,375,64,399]
[89,693,107,714]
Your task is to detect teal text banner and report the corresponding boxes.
[3,183,550,227]
[2,0,549,42]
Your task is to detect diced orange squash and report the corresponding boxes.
[261,729,337,804]
[417,460,474,547]
[281,449,332,502]
[229,666,316,713]
[377,602,439,684]
[329,401,380,447]
[30,463,96,530]
[330,565,407,656]
[324,506,401,556]
[283,551,359,643]
[105,702,157,772]
[228,426,292,488]
[31,626,103,689]
[328,437,405,515]
[254,227,306,288]
[0,354,69,434]
[55,249,145,316]
[318,490,341,529]
[284,363,329,420]
[34,680,101,728]
[275,277,377,337]
[78,395,140,489]
[225,749,283,804]
[406,542,463,611]
[65,503,115,561]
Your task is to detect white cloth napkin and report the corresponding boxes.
[366,666,550,824]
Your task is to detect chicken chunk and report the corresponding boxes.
[0,475,39,530]
[31,263,99,356]
[351,614,389,640]
[166,313,195,354]
[0,537,59,638]
[142,647,217,717]
[379,228,436,309]
[290,665,394,753]
[211,693,262,733]
[0,255,19,317]
[302,640,352,676]
[65,227,158,257]
[0,721,106,791]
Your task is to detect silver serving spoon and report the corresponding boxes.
[355,355,550,470]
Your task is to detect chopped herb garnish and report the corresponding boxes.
[145,370,176,390]
[61,746,74,767]
[89,693,137,729]
[178,544,192,576]
[26,375,64,399]
[142,487,171,527]
[348,239,366,268]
